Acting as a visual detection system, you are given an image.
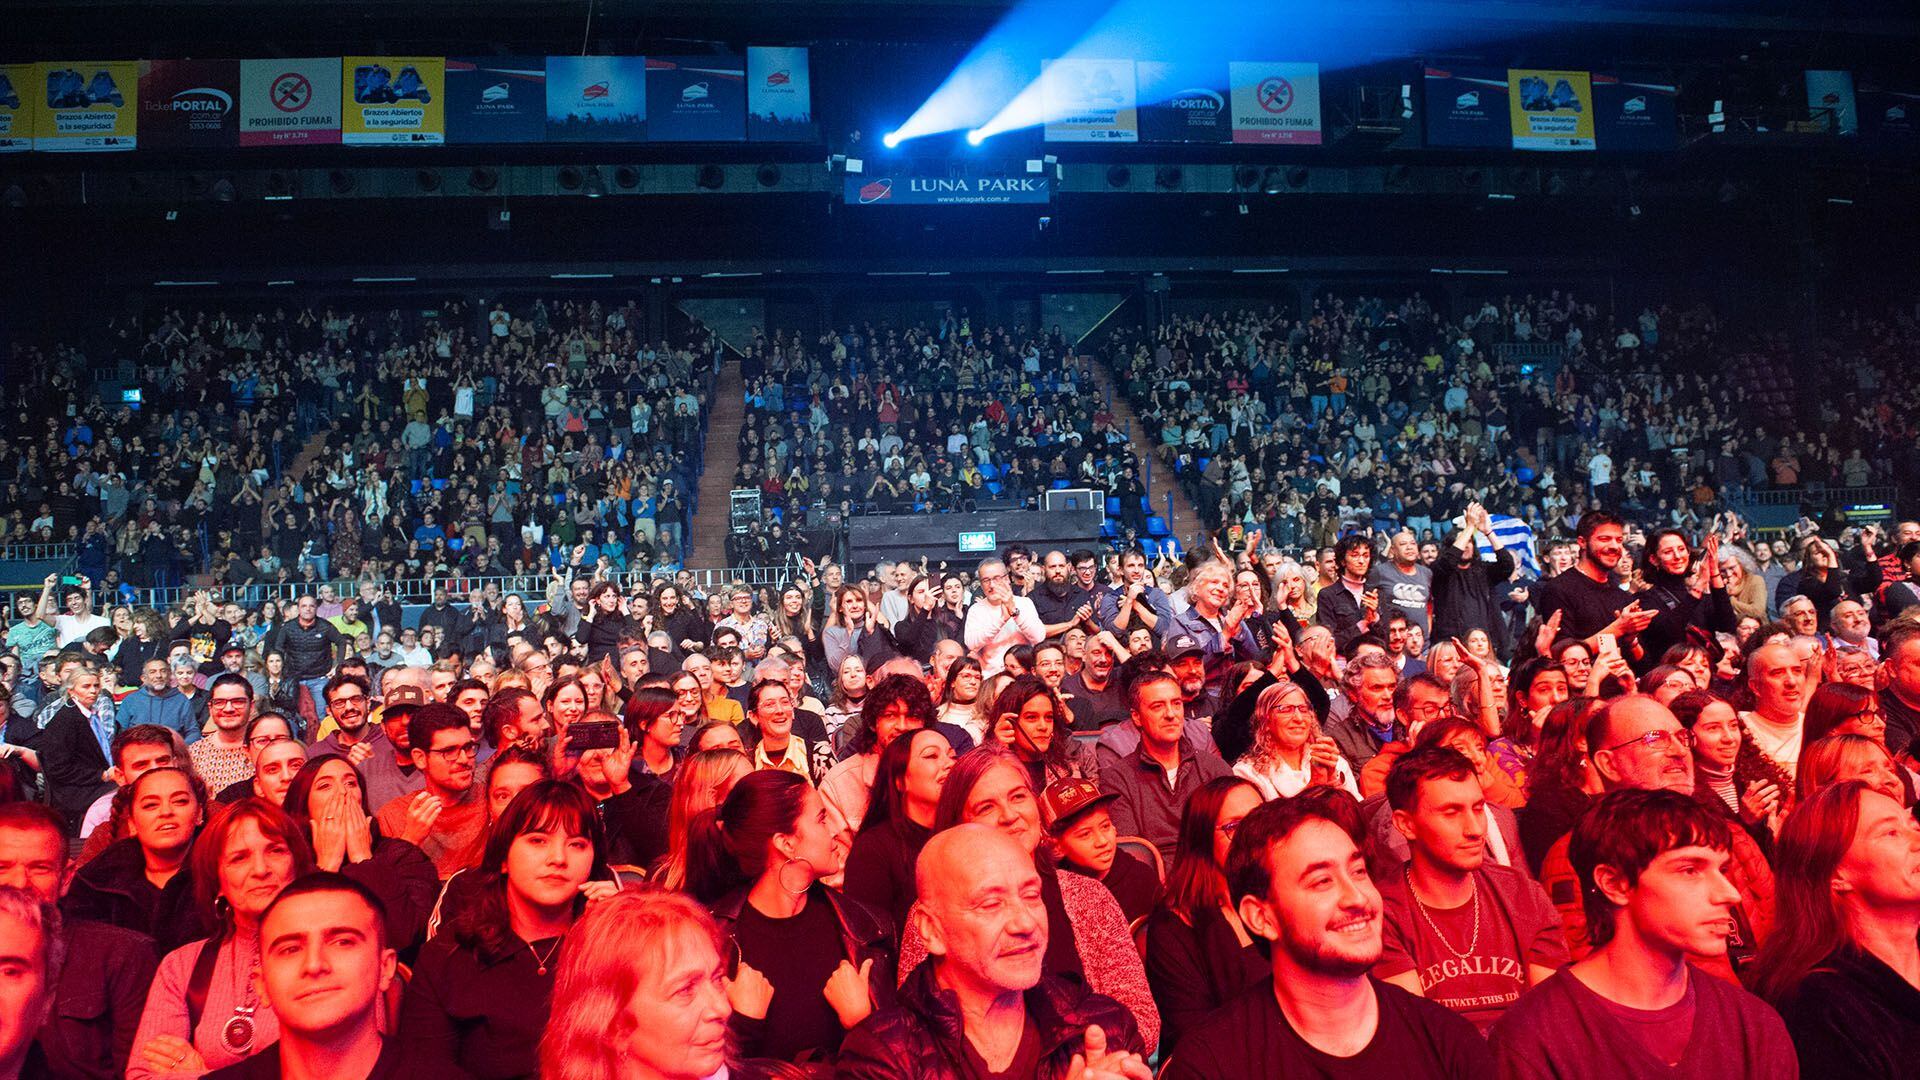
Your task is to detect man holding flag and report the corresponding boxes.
[1433,503,1519,659]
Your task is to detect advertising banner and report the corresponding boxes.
[545,56,646,142]
[1508,68,1595,150]
[1806,70,1857,135]
[844,174,1051,205]
[445,57,546,143]
[138,59,239,148]
[1858,81,1920,139]
[1423,66,1509,148]
[1228,61,1322,145]
[646,55,746,142]
[1136,60,1228,143]
[0,64,34,152]
[238,58,340,146]
[1041,58,1138,143]
[747,46,813,141]
[1590,73,1676,152]
[341,56,445,145]
[34,61,138,151]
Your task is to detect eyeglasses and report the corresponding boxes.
[1266,704,1316,721]
[1407,702,1452,722]
[425,741,479,760]
[1602,729,1694,755]
[248,733,291,749]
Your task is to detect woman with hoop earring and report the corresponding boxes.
[684,769,896,1066]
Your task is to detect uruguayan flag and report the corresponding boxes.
[1452,512,1541,579]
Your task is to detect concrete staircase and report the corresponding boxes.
[1086,360,1204,550]
[685,358,746,568]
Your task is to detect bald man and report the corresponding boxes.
[1537,695,1775,972]
[1740,643,1807,777]
[837,824,1150,1080]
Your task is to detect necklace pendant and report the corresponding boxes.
[221,1007,257,1055]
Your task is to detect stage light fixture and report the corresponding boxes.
[4,183,27,208]
[328,170,355,195]
[614,166,641,190]
[1106,165,1131,189]
[696,165,726,190]
[265,171,298,198]
[584,166,606,198]
[965,129,986,146]
[1285,166,1309,190]
[1234,165,1260,190]
[415,169,442,194]
[882,131,903,149]
[209,177,236,203]
[756,164,782,188]
[556,167,585,192]
[1154,166,1183,190]
[468,168,498,192]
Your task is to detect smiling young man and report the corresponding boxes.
[374,705,487,879]
[1531,511,1656,648]
[205,874,398,1080]
[1375,748,1567,1032]
[1161,789,1491,1079]
[1488,789,1797,1079]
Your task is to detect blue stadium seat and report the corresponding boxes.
[409,480,423,495]
[978,462,998,481]
[1050,479,1071,490]
[1105,496,1121,515]
[986,481,1004,496]
[1146,515,1170,538]
[552,492,565,506]
[448,537,463,551]
[1100,519,1118,539]
[431,478,448,490]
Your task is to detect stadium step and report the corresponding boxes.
[1086,359,1203,550]
[685,356,746,568]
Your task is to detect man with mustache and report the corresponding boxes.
[1161,789,1490,1079]
[1489,790,1796,1078]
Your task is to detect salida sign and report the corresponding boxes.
[844,175,1051,205]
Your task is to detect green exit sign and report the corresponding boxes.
[957,531,997,554]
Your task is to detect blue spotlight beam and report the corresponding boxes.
[886,0,1118,144]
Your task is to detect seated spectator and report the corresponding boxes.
[204,874,399,1080]
[1143,777,1268,1051]
[538,886,734,1080]
[0,885,61,1079]
[1234,680,1359,799]
[375,704,487,880]
[648,748,751,891]
[216,716,306,807]
[0,802,157,1080]
[116,660,198,747]
[1100,672,1232,863]
[1752,780,1920,1080]
[1489,789,1797,1078]
[986,675,1093,793]
[78,725,186,854]
[127,799,312,1078]
[844,727,956,934]
[281,755,437,955]
[836,823,1151,1080]
[399,781,619,1078]
[1041,774,1159,924]
[1160,788,1491,1079]
[64,767,207,950]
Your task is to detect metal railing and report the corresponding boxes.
[1730,485,1899,511]
[112,565,794,611]
[0,544,77,563]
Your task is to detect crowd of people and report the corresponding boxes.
[0,493,1913,1078]
[0,296,718,592]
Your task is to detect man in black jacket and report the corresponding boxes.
[267,594,348,721]
[0,803,156,1080]
[837,824,1149,1080]
[1431,506,1518,659]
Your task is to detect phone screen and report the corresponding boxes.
[568,720,621,751]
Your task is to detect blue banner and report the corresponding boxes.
[445,57,546,143]
[1591,72,1676,152]
[546,56,646,142]
[747,47,813,142]
[1423,66,1509,148]
[646,55,746,142]
[844,174,1051,206]
[1137,60,1229,143]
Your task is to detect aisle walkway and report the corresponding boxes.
[1087,359,1203,549]
[685,358,744,568]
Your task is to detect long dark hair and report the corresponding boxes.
[1163,776,1258,922]
[683,769,810,906]
[1803,682,1878,746]
[1639,528,1696,582]
[1527,696,1604,801]
[846,673,936,756]
[987,675,1079,777]
[620,686,679,743]
[1748,780,1872,1004]
[1669,689,1793,797]
[282,753,375,834]
[455,780,611,963]
[862,727,944,835]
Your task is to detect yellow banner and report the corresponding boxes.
[34,61,139,151]
[0,64,34,151]
[341,56,444,145]
[1507,69,1594,151]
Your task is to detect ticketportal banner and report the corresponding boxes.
[238,58,339,146]
[0,64,34,152]
[1137,60,1228,143]
[647,56,746,142]
[341,56,445,145]
[1228,61,1321,145]
[747,46,813,142]
[138,60,239,148]
[445,57,546,144]
[844,174,1051,206]
[34,61,138,151]
[1423,67,1510,148]
[1508,69,1595,150]
[1041,58,1138,143]
[546,56,646,142]
[1590,73,1677,152]
[1805,70,1858,135]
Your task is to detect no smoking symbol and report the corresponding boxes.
[1257,77,1294,113]
[271,73,312,113]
